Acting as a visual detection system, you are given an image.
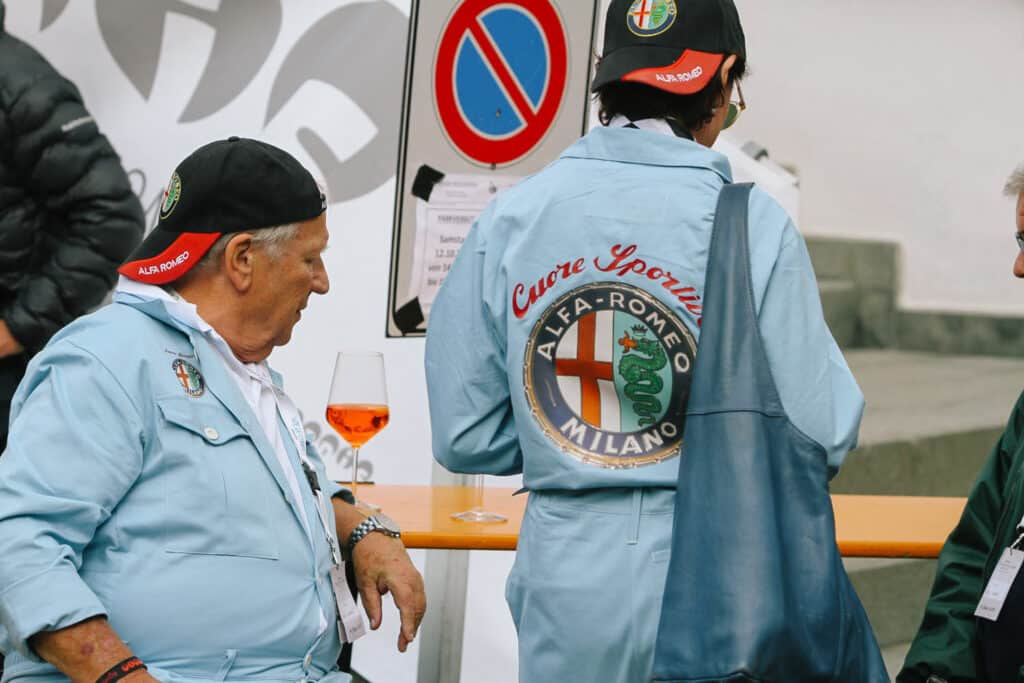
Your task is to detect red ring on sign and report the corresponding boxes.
[434,0,568,167]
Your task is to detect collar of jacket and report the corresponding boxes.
[114,291,197,338]
[112,292,287,387]
[559,125,733,184]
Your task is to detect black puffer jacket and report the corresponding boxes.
[0,3,143,352]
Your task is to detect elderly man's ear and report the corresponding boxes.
[223,233,256,292]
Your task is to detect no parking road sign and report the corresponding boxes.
[389,0,597,337]
[434,0,569,167]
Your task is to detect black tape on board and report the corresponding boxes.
[411,164,445,202]
[394,297,426,335]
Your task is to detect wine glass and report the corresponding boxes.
[451,474,507,524]
[325,351,389,512]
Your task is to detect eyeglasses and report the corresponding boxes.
[1016,232,1024,252]
[722,80,746,130]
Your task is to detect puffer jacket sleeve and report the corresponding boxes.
[897,391,1024,683]
[2,64,144,352]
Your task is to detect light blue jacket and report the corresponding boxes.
[0,297,348,683]
[425,126,864,491]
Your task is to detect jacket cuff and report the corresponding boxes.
[3,305,52,354]
[329,481,355,505]
[0,564,108,661]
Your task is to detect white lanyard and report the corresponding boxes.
[276,386,366,641]
[300,459,367,642]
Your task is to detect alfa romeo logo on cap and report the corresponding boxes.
[160,172,182,220]
[627,0,678,37]
[524,282,696,469]
[172,358,205,398]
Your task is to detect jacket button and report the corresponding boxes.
[203,426,219,440]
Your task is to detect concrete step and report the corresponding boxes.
[808,237,899,349]
[844,557,936,649]
[835,350,1024,657]
[819,278,859,349]
[883,641,912,682]
[832,350,1024,496]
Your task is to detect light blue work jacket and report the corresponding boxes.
[425,125,864,490]
[0,297,348,683]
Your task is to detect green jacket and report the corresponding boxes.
[899,391,1024,683]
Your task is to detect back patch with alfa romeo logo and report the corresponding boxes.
[524,282,696,469]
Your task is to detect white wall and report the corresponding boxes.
[731,0,1024,315]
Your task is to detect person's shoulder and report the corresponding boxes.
[743,184,802,249]
[745,185,795,228]
[39,303,164,366]
[0,30,68,105]
[479,130,600,218]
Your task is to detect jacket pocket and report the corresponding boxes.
[156,396,281,560]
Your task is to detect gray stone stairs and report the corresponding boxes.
[808,236,1024,679]
[837,351,1024,678]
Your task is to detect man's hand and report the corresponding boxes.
[352,532,427,652]
[332,498,426,652]
[0,320,24,358]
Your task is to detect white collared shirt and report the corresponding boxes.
[115,276,328,634]
[608,115,678,137]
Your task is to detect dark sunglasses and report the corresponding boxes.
[723,80,746,130]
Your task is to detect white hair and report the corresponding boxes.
[1005,163,1024,196]
[192,222,300,274]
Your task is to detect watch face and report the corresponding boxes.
[372,513,400,534]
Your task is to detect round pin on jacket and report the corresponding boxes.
[172,359,205,398]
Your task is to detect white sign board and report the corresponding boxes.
[387,0,600,336]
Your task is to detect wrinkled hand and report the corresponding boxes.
[0,321,23,358]
[352,533,426,652]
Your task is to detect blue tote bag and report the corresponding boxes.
[651,184,887,683]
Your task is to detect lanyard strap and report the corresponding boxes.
[302,461,343,566]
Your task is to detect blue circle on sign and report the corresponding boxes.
[454,8,548,138]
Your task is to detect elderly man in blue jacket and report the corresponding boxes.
[0,138,425,683]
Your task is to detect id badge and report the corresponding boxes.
[975,547,1024,621]
[331,563,367,642]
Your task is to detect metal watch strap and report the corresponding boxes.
[344,515,400,560]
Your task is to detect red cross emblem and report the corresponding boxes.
[631,0,652,28]
[555,313,613,425]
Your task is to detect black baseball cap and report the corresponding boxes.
[591,0,746,96]
[119,137,326,285]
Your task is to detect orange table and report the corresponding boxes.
[356,485,968,558]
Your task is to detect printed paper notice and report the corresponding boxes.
[408,173,519,316]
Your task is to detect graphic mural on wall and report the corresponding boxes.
[36,1,406,228]
[24,0,417,482]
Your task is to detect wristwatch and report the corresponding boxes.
[344,513,401,560]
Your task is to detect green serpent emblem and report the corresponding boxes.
[617,326,667,426]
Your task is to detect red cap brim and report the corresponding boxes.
[118,232,222,285]
[622,49,724,95]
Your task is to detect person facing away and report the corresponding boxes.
[898,163,1024,683]
[0,0,144,452]
[0,137,425,683]
[424,0,864,680]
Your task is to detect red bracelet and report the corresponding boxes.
[95,657,146,683]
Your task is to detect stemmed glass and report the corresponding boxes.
[451,474,507,524]
[325,351,389,512]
